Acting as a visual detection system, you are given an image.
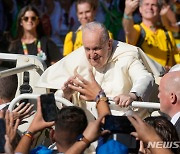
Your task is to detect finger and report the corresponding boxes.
[113,96,120,105]
[71,78,85,88]
[68,84,84,93]
[88,69,95,82]
[75,73,88,85]
[14,118,20,131]
[127,116,138,129]
[79,94,87,101]
[15,103,31,114]
[101,130,111,136]
[125,100,132,107]
[13,103,27,112]
[21,110,36,119]
[130,132,139,138]
[46,121,55,128]
[131,114,143,124]
[5,110,10,126]
[21,104,34,116]
[73,67,78,76]
[0,110,4,118]
[37,97,42,114]
[9,112,14,126]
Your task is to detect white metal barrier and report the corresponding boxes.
[8,93,74,111]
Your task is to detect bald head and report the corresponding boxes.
[159,71,180,117]
[162,71,180,93]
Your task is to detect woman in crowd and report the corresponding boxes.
[63,0,113,56]
[8,5,61,67]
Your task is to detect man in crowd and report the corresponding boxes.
[158,70,180,139]
[123,0,178,71]
[37,21,164,116]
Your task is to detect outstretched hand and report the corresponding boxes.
[127,114,161,143]
[12,103,35,121]
[68,69,102,101]
[0,110,20,143]
[28,97,54,134]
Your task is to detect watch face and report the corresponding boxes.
[76,134,84,141]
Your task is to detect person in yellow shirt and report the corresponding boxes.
[63,0,113,56]
[123,0,179,71]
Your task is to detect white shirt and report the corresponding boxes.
[171,112,180,125]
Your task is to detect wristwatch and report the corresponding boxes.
[76,134,90,145]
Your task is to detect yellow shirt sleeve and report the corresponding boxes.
[125,24,141,45]
[63,32,73,56]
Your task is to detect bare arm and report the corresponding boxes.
[123,0,139,44]
[65,116,110,154]
[160,4,179,32]
[15,97,54,153]
[128,114,173,154]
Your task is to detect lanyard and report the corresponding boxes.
[22,40,47,60]
[22,40,41,55]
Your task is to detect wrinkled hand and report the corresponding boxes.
[83,115,110,143]
[62,77,76,100]
[5,110,20,143]
[12,103,35,120]
[127,114,161,143]
[68,69,102,101]
[113,93,137,107]
[28,97,54,134]
[125,0,139,15]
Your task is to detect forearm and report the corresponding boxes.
[15,135,32,153]
[65,141,88,154]
[161,15,179,33]
[96,100,111,118]
[123,10,136,44]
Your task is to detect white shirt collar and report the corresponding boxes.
[171,112,180,125]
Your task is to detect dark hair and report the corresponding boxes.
[144,116,180,154]
[76,0,97,11]
[55,106,88,136]
[0,74,18,101]
[16,5,44,39]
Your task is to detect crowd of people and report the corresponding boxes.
[0,0,180,153]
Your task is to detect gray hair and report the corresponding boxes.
[139,0,163,9]
[82,21,109,43]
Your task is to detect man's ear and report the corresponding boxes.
[49,128,55,143]
[170,93,177,104]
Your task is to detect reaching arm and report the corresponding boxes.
[15,97,54,153]
[65,116,110,154]
[128,114,173,154]
[123,0,139,44]
[160,3,179,33]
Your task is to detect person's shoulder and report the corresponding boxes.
[65,31,73,38]
[116,40,139,51]
[112,40,140,59]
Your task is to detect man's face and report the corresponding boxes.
[158,78,170,114]
[77,2,95,26]
[139,0,160,21]
[83,30,112,69]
